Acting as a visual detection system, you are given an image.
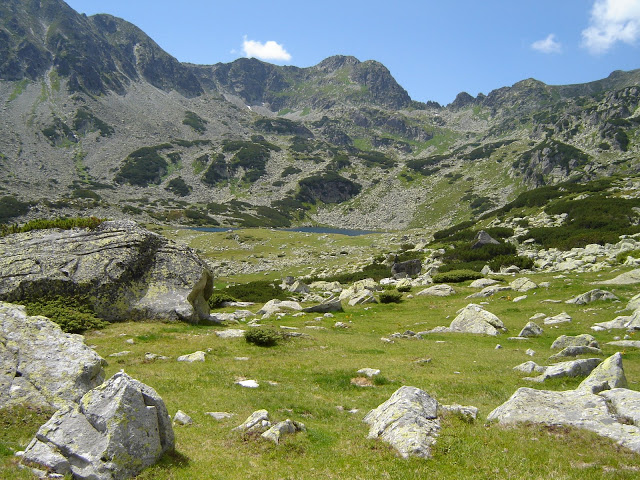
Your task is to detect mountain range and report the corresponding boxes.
[1,0,639,231]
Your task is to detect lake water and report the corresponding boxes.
[191,226,382,236]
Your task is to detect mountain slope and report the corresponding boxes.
[1,0,639,231]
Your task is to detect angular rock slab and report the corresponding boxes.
[22,371,174,480]
[0,302,106,409]
[449,304,506,336]
[487,387,640,454]
[0,221,213,324]
[566,289,618,305]
[518,321,543,338]
[363,386,440,459]
[577,352,627,394]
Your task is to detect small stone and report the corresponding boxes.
[177,351,206,362]
[205,412,235,421]
[357,368,381,378]
[526,349,536,357]
[109,351,131,357]
[173,410,193,426]
[334,322,349,328]
[235,380,259,388]
[125,338,135,345]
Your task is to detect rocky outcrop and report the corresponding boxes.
[471,230,500,249]
[22,371,174,480]
[391,259,422,278]
[566,289,618,305]
[363,386,440,459]
[489,354,640,454]
[449,304,506,336]
[0,221,213,324]
[517,321,543,338]
[0,302,106,409]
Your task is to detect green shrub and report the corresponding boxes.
[71,188,101,200]
[488,255,534,272]
[396,285,412,293]
[23,295,108,333]
[165,177,192,197]
[115,145,172,186]
[1,217,104,237]
[244,327,281,347]
[208,292,239,308]
[297,172,361,204]
[379,291,402,303]
[224,281,288,303]
[0,196,30,223]
[433,270,483,283]
[73,108,114,137]
[182,111,208,134]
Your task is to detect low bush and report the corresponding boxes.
[244,327,281,347]
[0,196,30,223]
[223,281,288,303]
[208,292,239,309]
[182,111,208,134]
[433,270,483,283]
[396,285,412,293]
[1,217,103,237]
[23,295,108,333]
[165,177,192,197]
[379,291,402,303]
[488,255,534,272]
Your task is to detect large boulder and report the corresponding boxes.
[449,304,506,336]
[577,352,627,394]
[22,371,175,480]
[363,386,440,459]
[0,302,106,409]
[551,334,599,350]
[510,277,537,293]
[471,230,500,249]
[599,269,640,285]
[0,221,213,324]
[391,259,422,278]
[566,289,618,305]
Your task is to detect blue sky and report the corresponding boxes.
[64,0,640,105]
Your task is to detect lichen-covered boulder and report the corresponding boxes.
[22,371,174,480]
[449,304,506,336]
[518,321,543,338]
[0,302,106,409]
[551,334,599,350]
[510,277,537,293]
[577,352,627,394]
[363,386,440,459]
[0,221,213,324]
[566,289,618,305]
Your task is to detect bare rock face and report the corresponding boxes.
[0,221,213,324]
[22,371,175,480]
[363,386,440,459]
[489,353,640,454]
[0,302,106,409]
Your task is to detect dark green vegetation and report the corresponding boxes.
[165,177,192,197]
[182,111,208,134]
[0,216,103,236]
[433,270,484,283]
[297,172,362,204]
[41,117,76,146]
[115,144,173,187]
[0,196,30,223]
[73,108,114,137]
[378,291,402,303]
[23,295,108,333]
[244,327,281,347]
[222,280,288,304]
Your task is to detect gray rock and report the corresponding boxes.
[363,386,440,459]
[257,299,302,318]
[145,352,170,361]
[626,293,640,311]
[543,312,572,325]
[22,371,174,480]
[205,412,235,421]
[233,409,271,432]
[599,388,640,426]
[599,269,640,285]
[348,291,377,306]
[510,277,537,293]
[551,334,599,350]
[173,410,193,426]
[548,346,603,360]
[577,352,627,394]
[487,387,640,453]
[528,358,601,382]
[0,221,213,324]
[416,284,455,297]
[449,304,506,336]
[0,302,106,409]
[288,280,310,294]
[309,281,342,292]
[466,285,511,298]
[302,297,343,313]
[177,351,206,363]
[607,340,640,348]
[471,230,500,249]
[261,419,306,444]
[518,321,543,338]
[215,329,246,339]
[357,368,380,378]
[391,259,422,278]
[439,404,478,422]
[513,361,547,374]
[469,278,499,289]
[592,315,634,331]
[566,289,619,305]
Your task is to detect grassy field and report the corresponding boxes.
[3,255,640,479]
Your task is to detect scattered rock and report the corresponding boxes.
[215,329,246,339]
[177,351,206,363]
[145,352,170,361]
[469,278,499,289]
[302,297,343,313]
[525,349,536,357]
[607,340,640,348]
[173,410,193,426]
[363,386,440,459]
[0,302,106,409]
[599,269,640,285]
[235,380,259,388]
[257,299,302,317]
[566,289,619,305]
[548,346,603,360]
[439,404,478,422]
[510,277,537,293]
[233,410,270,432]
[449,304,506,336]
[0,221,214,324]
[416,284,455,297]
[108,351,131,357]
[577,352,627,394]
[551,334,599,350]
[526,358,602,382]
[205,412,235,421]
[518,321,543,338]
[334,321,350,329]
[357,368,380,378]
[22,372,174,480]
[471,230,500,249]
[348,291,377,306]
[543,312,572,325]
[261,419,306,444]
[513,361,547,374]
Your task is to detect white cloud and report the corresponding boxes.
[582,0,640,54]
[531,34,562,53]
[242,37,291,62]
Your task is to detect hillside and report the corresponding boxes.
[1,0,640,231]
